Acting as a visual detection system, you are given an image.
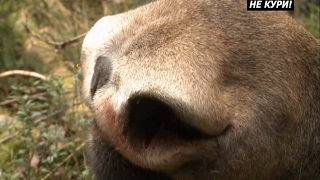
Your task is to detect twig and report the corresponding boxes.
[0,92,47,106]
[0,110,63,145]
[0,70,48,81]
[40,142,85,180]
[34,109,63,124]
[23,22,87,49]
[0,132,19,145]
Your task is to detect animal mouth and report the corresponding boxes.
[110,94,218,172]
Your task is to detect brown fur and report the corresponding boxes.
[80,0,320,179]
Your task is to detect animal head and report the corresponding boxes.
[80,0,320,179]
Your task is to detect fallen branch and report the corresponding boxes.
[0,70,48,81]
[23,22,87,49]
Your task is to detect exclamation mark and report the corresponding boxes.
[289,0,292,8]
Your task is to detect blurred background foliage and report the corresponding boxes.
[0,0,319,179]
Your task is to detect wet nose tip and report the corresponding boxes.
[90,55,112,98]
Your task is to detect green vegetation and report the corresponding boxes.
[0,75,91,179]
[303,3,320,39]
[0,0,318,179]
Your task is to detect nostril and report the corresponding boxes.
[90,56,112,98]
[126,96,171,147]
[127,97,169,139]
[125,96,211,148]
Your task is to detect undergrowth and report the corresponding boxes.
[0,70,92,180]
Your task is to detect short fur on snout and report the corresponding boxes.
[80,0,320,179]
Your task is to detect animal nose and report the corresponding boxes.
[90,55,112,98]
